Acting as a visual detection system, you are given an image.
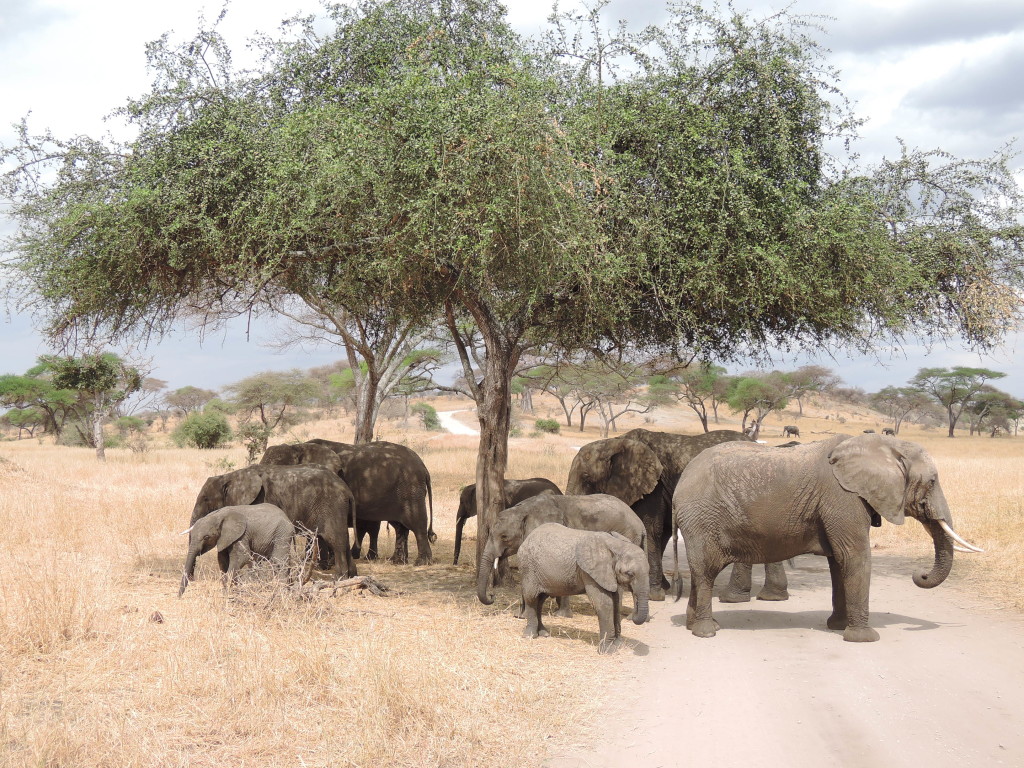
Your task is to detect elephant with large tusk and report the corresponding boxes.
[673,433,982,642]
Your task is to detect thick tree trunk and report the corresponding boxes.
[473,347,513,581]
[353,375,380,445]
[93,394,106,462]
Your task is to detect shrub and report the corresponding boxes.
[534,418,560,434]
[411,402,441,431]
[115,416,147,436]
[173,411,233,449]
[237,422,273,464]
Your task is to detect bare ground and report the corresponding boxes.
[543,552,1024,768]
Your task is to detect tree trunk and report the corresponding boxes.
[93,393,106,462]
[473,346,514,581]
[353,374,380,444]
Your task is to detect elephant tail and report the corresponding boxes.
[672,524,683,602]
[426,474,437,544]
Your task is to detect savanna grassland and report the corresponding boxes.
[0,396,1021,767]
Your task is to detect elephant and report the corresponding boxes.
[518,524,650,653]
[179,503,295,596]
[672,433,983,642]
[274,439,435,565]
[189,464,357,580]
[782,425,800,438]
[453,477,562,565]
[476,493,646,617]
[566,428,752,601]
[882,428,896,436]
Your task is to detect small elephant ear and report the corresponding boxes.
[576,535,619,593]
[217,511,247,552]
[829,435,906,525]
[224,469,264,507]
[603,439,663,506]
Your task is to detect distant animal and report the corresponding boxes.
[518,524,650,653]
[782,425,800,438]
[882,428,896,436]
[453,477,562,565]
[179,503,296,596]
[776,441,801,448]
[863,429,876,433]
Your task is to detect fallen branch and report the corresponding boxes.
[296,575,393,598]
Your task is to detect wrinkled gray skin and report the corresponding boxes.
[519,524,650,654]
[566,429,752,601]
[782,425,800,437]
[476,493,646,618]
[179,503,295,596]
[674,434,962,643]
[453,477,562,565]
[189,464,357,580]
[306,439,435,565]
[261,441,378,564]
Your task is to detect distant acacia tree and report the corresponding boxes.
[164,385,217,417]
[648,364,729,433]
[727,372,792,440]
[44,352,143,461]
[2,407,45,439]
[786,365,840,417]
[0,362,77,438]
[910,367,1007,437]
[869,386,932,435]
[965,388,1023,436]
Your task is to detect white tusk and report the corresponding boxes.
[179,525,194,536]
[953,544,973,553]
[939,520,984,553]
[493,559,498,570]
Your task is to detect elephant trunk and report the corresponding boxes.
[912,518,954,589]
[453,516,466,566]
[179,542,201,597]
[477,545,497,605]
[631,586,650,625]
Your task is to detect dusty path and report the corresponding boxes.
[544,553,1024,768]
[437,409,479,436]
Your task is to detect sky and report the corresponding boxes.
[1,0,1022,395]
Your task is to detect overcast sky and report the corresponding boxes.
[1,0,1021,394]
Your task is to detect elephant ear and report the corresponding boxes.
[217,511,247,552]
[828,435,907,525]
[601,439,663,506]
[576,535,619,593]
[223,470,264,507]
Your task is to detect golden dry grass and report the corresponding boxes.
[0,394,1021,766]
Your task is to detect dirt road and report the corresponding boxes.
[544,553,1024,768]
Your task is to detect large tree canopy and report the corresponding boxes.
[4,0,1023,549]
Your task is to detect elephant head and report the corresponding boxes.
[828,434,981,590]
[179,508,247,596]
[476,510,529,605]
[190,469,264,525]
[577,532,650,625]
[566,437,663,505]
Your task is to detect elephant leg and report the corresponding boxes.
[410,523,434,566]
[720,562,754,602]
[688,554,725,638]
[553,596,573,618]
[270,538,293,586]
[320,516,357,579]
[613,589,622,640]
[365,522,380,561]
[634,494,667,601]
[585,583,619,653]
[494,556,514,588]
[835,542,878,643]
[225,545,252,590]
[826,555,848,630]
[522,592,549,639]
[314,535,335,571]
[757,561,790,601]
[390,523,410,564]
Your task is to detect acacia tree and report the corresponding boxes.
[910,367,1007,437]
[3,1,1024,563]
[0,364,77,438]
[869,385,932,434]
[727,372,791,440]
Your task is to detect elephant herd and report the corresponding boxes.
[179,428,984,651]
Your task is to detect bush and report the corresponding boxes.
[173,412,233,449]
[115,416,147,436]
[411,402,442,431]
[237,422,273,464]
[534,418,560,434]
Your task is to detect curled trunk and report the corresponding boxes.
[913,518,954,588]
[179,544,201,596]
[477,547,496,605]
[453,517,467,566]
[631,587,650,625]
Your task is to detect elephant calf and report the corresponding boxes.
[519,524,650,654]
[180,504,295,596]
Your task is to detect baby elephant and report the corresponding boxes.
[518,523,650,654]
[179,503,296,596]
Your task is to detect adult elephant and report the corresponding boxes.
[453,477,562,565]
[566,428,752,601]
[673,433,983,642]
[782,425,800,438]
[189,464,357,580]
[307,439,436,565]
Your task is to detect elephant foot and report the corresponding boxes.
[389,554,409,565]
[756,588,790,602]
[598,637,622,654]
[690,618,719,638]
[649,586,666,602]
[826,613,849,630]
[843,626,880,643]
[414,555,434,566]
[719,590,751,603]
[365,550,379,561]
[523,627,550,639]
[553,606,574,618]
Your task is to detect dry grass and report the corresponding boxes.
[0,395,1021,766]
